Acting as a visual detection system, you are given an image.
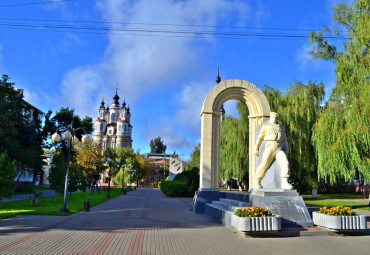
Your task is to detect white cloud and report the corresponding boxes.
[254,0,270,27]
[223,100,239,118]
[174,81,213,135]
[296,43,325,71]
[59,0,248,117]
[146,117,193,151]
[60,65,105,117]
[23,90,41,107]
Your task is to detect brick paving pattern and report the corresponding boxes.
[1,188,370,254]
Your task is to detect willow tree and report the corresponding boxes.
[220,102,249,190]
[263,82,325,192]
[310,0,370,183]
[186,143,200,171]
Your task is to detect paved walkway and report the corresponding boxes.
[1,188,370,255]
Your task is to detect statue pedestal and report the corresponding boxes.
[250,189,313,227]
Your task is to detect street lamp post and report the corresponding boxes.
[134,169,139,188]
[51,121,91,213]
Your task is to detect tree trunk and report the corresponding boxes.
[14,164,24,187]
[312,188,317,199]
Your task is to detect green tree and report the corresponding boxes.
[75,142,103,182]
[0,152,17,200]
[45,107,93,157]
[48,152,66,202]
[220,102,249,190]
[263,82,325,192]
[0,75,45,184]
[186,143,200,171]
[150,136,167,153]
[309,0,370,183]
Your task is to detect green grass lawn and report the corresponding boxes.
[304,198,370,211]
[0,188,126,220]
[319,193,367,199]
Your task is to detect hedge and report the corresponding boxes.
[160,181,185,197]
[173,168,199,197]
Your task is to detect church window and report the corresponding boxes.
[100,113,103,118]
[124,124,127,132]
[100,124,103,131]
[118,124,121,131]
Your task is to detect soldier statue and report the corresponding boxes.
[254,112,293,189]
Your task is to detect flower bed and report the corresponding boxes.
[232,206,281,232]
[319,206,356,216]
[313,206,366,231]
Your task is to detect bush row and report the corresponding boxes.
[159,168,199,197]
[160,181,185,197]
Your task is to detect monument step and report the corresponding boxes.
[211,201,233,211]
[210,201,246,212]
[219,198,250,207]
[204,203,234,229]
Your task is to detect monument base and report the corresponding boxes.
[250,189,313,227]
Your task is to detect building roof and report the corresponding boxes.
[95,118,107,122]
[16,89,45,115]
[150,159,167,164]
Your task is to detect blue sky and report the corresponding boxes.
[0,0,351,160]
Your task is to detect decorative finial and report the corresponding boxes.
[216,64,221,84]
[122,97,126,108]
[100,94,105,108]
[106,100,110,111]
[113,84,120,105]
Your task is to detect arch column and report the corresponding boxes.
[199,111,221,191]
[199,79,270,191]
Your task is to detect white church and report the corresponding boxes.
[93,89,133,150]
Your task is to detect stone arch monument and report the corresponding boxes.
[199,79,270,191]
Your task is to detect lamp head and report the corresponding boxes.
[73,136,79,145]
[82,134,91,144]
[62,131,72,141]
[51,132,61,142]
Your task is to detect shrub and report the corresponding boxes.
[158,182,162,188]
[15,185,35,194]
[319,206,356,216]
[173,168,199,197]
[160,181,185,197]
[30,191,43,207]
[234,205,272,217]
[0,152,17,200]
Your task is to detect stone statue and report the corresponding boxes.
[254,112,293,189]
